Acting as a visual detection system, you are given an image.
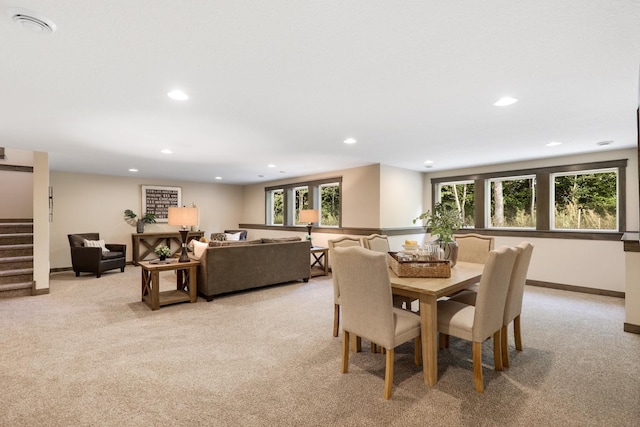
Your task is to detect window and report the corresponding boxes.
[320,182,340,226]
[265,177,342,227]
[488,175,536,228]
[267,189,283,225]
[437,180,475,227]
[431,159,626,237]
[293,186,309,225]
[552,169,617,230]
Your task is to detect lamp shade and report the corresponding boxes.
[168,207,198,227]
[299,209,319,224]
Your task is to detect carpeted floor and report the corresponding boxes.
[1,267,639,426]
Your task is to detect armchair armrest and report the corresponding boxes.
[105,243,126,255]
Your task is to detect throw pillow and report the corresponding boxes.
[83,239,110,253]
[210,233,226,241]
[225,232,242,241]
[191,240,208,259]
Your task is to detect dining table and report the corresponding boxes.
[389,261,484,386]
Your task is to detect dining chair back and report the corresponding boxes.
[332,246,421,399]
[437,246,517,392]
[328,236,363,337]
[362,234,390,253]
[454,233,495,264]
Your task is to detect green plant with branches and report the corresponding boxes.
[412,202,463,243]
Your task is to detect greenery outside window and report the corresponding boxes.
[437,180,475,227]
[551,169,617,231]
[488,175,536,229]
[267,189,283,225]
[320,182,340,226]
[293,186,309,225]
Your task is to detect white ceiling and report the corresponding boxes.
[2,1,639,184]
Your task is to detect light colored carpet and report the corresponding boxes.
[1,267,638,426]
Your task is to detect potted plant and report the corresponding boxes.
[154,245,171,261]
[412,202,463,266]
[124,209,156,233]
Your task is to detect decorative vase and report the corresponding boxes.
[441,241,458,267]
[159,255,166,261]
[136,221,144,233]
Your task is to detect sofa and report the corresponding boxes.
[196,238,311,301]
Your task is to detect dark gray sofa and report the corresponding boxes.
[197,239,311,301]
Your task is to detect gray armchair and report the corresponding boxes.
[67,233,126,278]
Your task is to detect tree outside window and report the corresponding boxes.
[294,186,309,225]
[438,181,474,227]
[552,169,617,230]
[489,176,536,228]
[320,183,340,226]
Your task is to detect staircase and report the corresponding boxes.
[0,219,34,298]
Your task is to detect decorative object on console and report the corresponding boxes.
[299,209,319,242]
[124,209,156,233]
[168,206,199,262]
[154,245,171,261]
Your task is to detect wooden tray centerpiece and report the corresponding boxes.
[387,252,451,278]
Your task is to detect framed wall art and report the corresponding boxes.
[141,185,181,223]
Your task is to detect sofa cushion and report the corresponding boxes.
[261,237,302,243]
[225,232,243,241]
[191,240,209,259]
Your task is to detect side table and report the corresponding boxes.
[139,259,199,310]
[310,246,329,277]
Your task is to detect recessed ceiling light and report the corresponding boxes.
[546,141,562,147]
[9,8,56,33]
[493,97,518,107]
[161,149,172,154]
[128,168,138,172]
[167,90,189,101]
[214,176,222,180]
[267,164,276,168]
[424,160,434,165]
[596,140,614,147]
[343,138,357,144]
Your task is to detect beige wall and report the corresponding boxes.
[422,148,639,293]
[33,152,50,290]
[50,172,244,269]
[0,148,33,219]
[242,164,381,228]
[379,164,424,228]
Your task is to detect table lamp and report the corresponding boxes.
[299,209,319,243]
[168,206,199,262]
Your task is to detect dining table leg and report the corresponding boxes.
[420,293,439,385]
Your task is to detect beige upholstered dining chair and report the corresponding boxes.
[450,241,534,368]
[362,234,415,312]
[328,236,363,338]
[332,246,421,400]
[454,233,495,264]
[437,246,518,393]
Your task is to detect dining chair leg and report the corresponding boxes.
[371,342,377,353]
[501,325,510,368]
[493,330,503,371]
[341,331,350,373]
[384,348,394,400]
[414,336,421,366]
[514,315,523,351]
[472,341,484,393]
[439,333,450,349]
[333,304,340,337]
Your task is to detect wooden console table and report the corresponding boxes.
[139,259,199,310]
[132,231,204,265]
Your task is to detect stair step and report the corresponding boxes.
[0,244,33,257]
[0,233,33,245]
[0,223,33,234]
[0,282,33,298]
[0,256,33,271]
[0,269,33,285]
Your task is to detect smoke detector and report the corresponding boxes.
[7,8,56,33]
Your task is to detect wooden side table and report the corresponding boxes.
[139,259,199,310]
[310,246,329,277]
